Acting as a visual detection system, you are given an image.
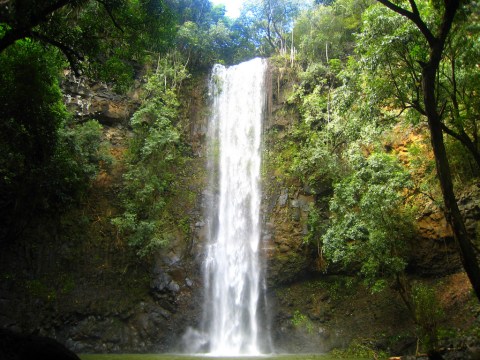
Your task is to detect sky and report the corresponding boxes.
[210,0,245,19]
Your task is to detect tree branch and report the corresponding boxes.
[376,0,436,46]
[24,0,72,29]
[0,0,72,54]
[31,31,84,75]
[437,0,460,45]
[0,29,30,53]
[439,118,480,168]
[98,0,124,33]
[439,120,464,141]
[387,60,408,109]
[408,0,420,15]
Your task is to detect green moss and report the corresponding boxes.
[330,338,388,359]
[60,274,76,295]
[24,279,56,302]
[291,309,315,334]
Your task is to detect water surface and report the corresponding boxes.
[80,355,363,360]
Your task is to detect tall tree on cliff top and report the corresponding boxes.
[375,0,480,301]
[237,0,305,55]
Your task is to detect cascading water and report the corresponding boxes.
[184,58,269,356]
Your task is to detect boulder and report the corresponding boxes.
[0,329,80,360]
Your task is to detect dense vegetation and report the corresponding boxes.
[265,0,480,353]
[1,0,480,356]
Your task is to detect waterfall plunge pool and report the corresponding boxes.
[79,354,367,360]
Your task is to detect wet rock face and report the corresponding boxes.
[0,72,210,354]
[261,63,322,287]
[410,183,480,276]
[61,290,201,353]
[262,184,316,286]
[62,72,140,125]
[0,258,203,354]
[47,256,202,353]
[458,183,480,241]
[412,208,459,275]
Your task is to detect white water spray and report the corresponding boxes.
[185,58,269,356]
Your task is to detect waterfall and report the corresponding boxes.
[186,58,269,355]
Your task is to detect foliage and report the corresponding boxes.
[318,276,356,301]
[0,41,108,243]
[112,53,194,256]
[304,205,327,269]
[176,19,233,68]
[0,0,177,88]
[81,0,177,91]
[370,0,480,302]
[0,41,67,175]
[355,1,480,168]
[331,338,388,359]
[291,309,315,334]
[172,0,259,69]
[445,136,480,183]
[293,0,371,65]
[322,152,414,291]
[235,0,307,56]
[283,0,480,304]
[411,282,444,353]
[288,119,348,190]
[55,122,109,207]
[355,3,429,124]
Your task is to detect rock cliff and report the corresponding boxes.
[0,61,478,356]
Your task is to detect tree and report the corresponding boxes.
[170,0,257,69]
[294,0,371,65]
[237,0,306,55]
[0,41,108,243]
[322,152,414,293]
[0,0,176,78]
[356,2,480,169]
[0,0,117,74]
[437,11,480,169]
[374,0,480,301]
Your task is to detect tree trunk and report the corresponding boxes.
[377,0,480,303]
[422,57,480,302]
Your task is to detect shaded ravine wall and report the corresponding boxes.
[0,60,479,354]
[0,71,210,353]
